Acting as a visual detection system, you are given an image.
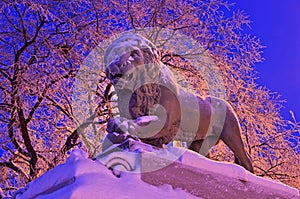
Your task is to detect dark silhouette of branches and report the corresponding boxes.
[0,0,299,196]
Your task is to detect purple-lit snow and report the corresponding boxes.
[13,141,300,199]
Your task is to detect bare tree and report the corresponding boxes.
[0,1,114,194]
[0,0,299,196]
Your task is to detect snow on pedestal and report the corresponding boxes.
[138,145,299,199]
[12,148,198,199]
[98,140,300,199]
[12,140,300,199]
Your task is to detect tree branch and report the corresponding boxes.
[26,69,77,124]
[17,106,38,177]
[8,108,28,156]
[0,161,29,181]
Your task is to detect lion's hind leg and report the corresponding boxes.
[220,109,254,173]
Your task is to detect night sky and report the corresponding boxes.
[233,1,300,121]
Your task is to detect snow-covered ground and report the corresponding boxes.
[11,149,199,199]
[10,140,300,199]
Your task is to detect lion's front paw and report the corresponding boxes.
[107,117,136,134]
[103,117,141,151]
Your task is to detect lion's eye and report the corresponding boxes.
[131,50,139,57]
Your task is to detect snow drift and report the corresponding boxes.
[11,140,299,199]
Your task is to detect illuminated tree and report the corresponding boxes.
[0,0,299,195]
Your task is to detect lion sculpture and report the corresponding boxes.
[103,33,254,173]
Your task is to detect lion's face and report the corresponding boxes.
[105,48,145,91]
[104,33,160,92]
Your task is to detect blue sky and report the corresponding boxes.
[233,1,300,121]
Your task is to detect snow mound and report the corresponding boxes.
[12,140,299,199]
[140,145,300,199]
[97,140,300,199]
[13,149,199,199]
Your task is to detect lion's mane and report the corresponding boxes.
[105,33,178,120]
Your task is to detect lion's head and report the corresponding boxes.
[104,33,161,91]
[104,33,178,119]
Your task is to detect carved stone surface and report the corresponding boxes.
[104,33,253,172]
